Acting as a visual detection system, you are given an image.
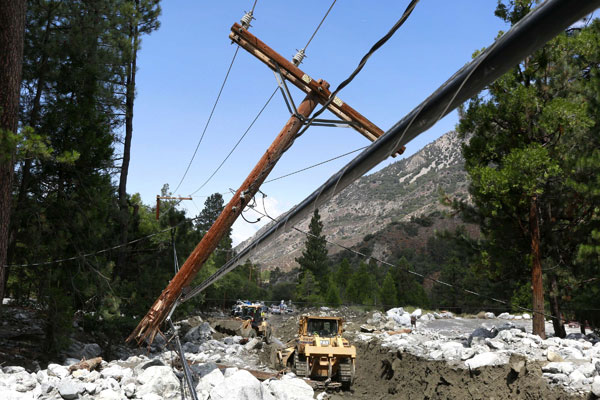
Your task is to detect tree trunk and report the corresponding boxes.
[530,195,546,339]
[549,274,566,338]
[0,0,27,304]
[117,27,138,273]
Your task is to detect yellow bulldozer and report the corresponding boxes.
[277,315,356,388]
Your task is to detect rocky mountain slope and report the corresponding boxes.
[240,130,470,270]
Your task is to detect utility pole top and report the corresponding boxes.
[156,195,193,220]
[229,23,405,156]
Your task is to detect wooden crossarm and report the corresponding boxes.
[230,23,405,156]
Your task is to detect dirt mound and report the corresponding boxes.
[328,339,588,400]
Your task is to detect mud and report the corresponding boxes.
[328,339,590,400]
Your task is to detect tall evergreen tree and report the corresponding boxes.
[380,271,398,308]
[116,0,161,272]
[0,0,27,303]
[295,209,329,292]
[325,276,341,307]
[457,1,600,337]
[197,193,232,267]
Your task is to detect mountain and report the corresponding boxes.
[238,130,471,270]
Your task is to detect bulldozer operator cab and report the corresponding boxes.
[307,318,338,337]
[240,305,264,323]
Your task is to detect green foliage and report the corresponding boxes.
[269,282,296,302]
[296,270,322,305]
[295,209,330,293]
[325,276,341,307]
[345,262,379,306]
[335,258,352,298]
[510,282,532,313]
[380,271,398,308]
[456,2,600,325]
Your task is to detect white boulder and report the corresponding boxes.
[464,352,502,369]
[210,370,263,400]
[244,338,261,351]
[101,365,131,381]
[386,308,411,326]
[57,380,84,400]
[136,366,180,400]
[195,368,224,394]
[542,362,575,375]
[95,389,122,400]
[47,364,69,379]
[0,389,34,400]
[592,375,600,397]
[262,377,314,400]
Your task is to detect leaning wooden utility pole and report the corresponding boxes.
[129,22,394,345]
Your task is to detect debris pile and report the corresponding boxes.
[354,309,600,396]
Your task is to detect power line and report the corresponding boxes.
[291,0,338,66]
[263,146,367,184]
[208,0,597,290]
[190,145,368,199]
[237,199,559,321]
[304,0,337,51]
[189,87,278,197]
[297,0,420,137]
[172,46,240,194]
[7,215,200,268]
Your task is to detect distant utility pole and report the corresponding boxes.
[129,21,393,345]
[155,195,192,220]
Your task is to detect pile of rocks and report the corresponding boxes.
[0,314,308,400]
[0,357,315,400]
[361,307,451,332]
[355,309,600,396]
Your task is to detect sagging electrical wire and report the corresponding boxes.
[241,196,559,321]
[172,0,263,195]
[188,87,278,197]
[172,46,240,195]
[297,0,420,136]
[7,212,201,268]
[263,145,367,184]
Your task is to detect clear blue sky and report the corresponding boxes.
[128,0,509,245]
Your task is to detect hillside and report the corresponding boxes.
[239,130,471,270]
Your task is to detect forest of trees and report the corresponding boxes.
[1,0,599,359]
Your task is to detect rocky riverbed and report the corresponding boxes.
[1,305,599,399]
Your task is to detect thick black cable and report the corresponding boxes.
[189,87,278,196]
[172,46,240,194]
[209,0,600,283]
[297,0,419,137]
[177,0,600,311]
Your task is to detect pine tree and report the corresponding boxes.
[457,1,600,338]
[0,0,27,302]
[325,276,341,307]
[296,270,321,305]
[197,193,232,267]
[295,209,329,293]
[380,271,397,309]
